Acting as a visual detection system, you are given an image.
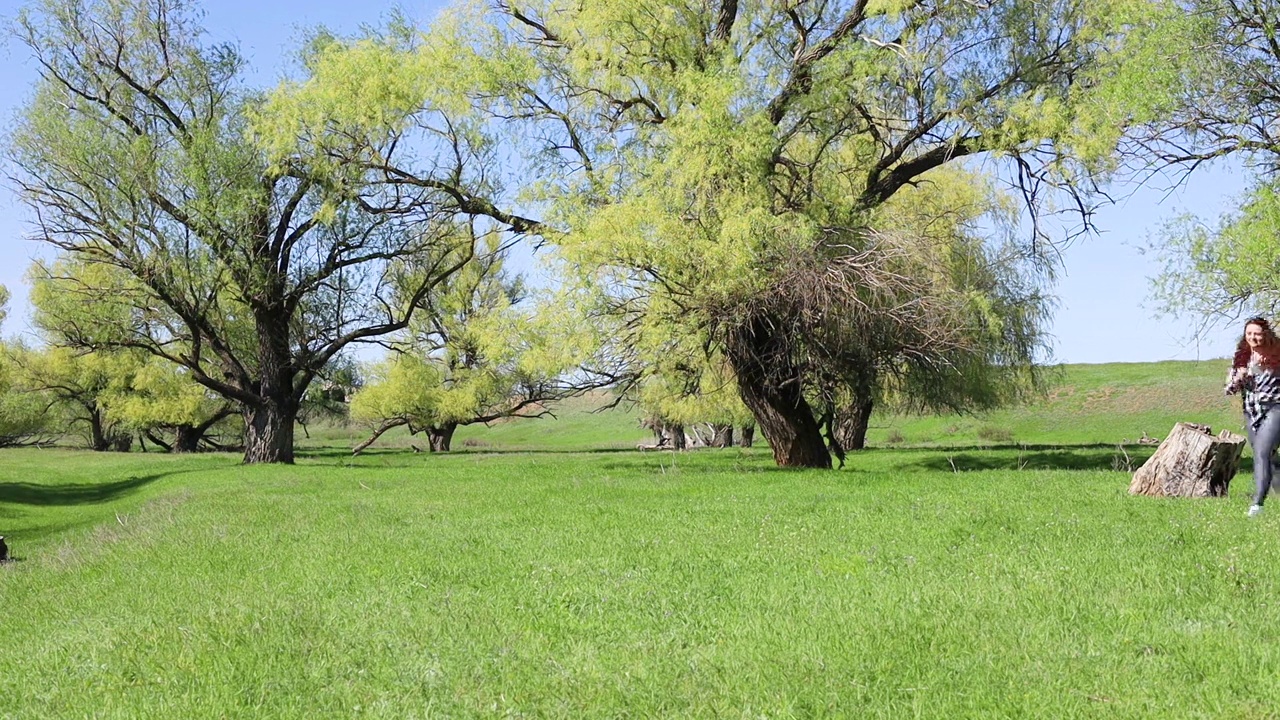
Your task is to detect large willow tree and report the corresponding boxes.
[8,0,496,462]
[370,0,1124,467]
[292,0,1126,467]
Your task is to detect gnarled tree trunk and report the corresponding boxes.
[667,423,687,450]
[740,424,755,448]
[833,396,875,452]
[87,404,109,452]
[428,423,457,452]
[243,308,297,464]
[711,424,734,448]
[243,399,296,464]
[174,424,202,453]
[108,432,133,453]
[725,313,831,469]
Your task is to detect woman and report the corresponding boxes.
[1225,317,1280,516]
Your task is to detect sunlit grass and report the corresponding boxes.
[2,440,1277,718]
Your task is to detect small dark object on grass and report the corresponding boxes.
[0,536,8,563]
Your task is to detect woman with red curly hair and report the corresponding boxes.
[1225,317,1280,516]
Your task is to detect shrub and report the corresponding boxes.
[885,429,906,445]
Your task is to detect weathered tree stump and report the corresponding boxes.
[1129,422,1246,497]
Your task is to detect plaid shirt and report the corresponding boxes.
[1226,349,1280,428]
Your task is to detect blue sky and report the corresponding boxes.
[0,0,1250,364]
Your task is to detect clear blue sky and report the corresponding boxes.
[0,0,1249,364]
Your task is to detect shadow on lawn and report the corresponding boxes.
[900,446,1161,473]
[301,442,1254,476]
[0,473,166,506]
[295,446,640,461]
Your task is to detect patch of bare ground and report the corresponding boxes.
[1077,383,1225,415]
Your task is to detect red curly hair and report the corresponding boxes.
[1234,316,1280,368]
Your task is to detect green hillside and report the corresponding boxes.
[872,359,1241,448]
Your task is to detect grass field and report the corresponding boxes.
[3,360,1277,718]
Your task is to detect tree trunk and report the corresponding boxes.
[740,425,755,448]
[667,423,687,450]
[243,400,296,464]
[1129,422,1245,497]
[725,313,831,468]
[87,405,109,452]
[173,424,202,453]
[833,396,875,452]
[244,305,297,464]
[646,418,666,446]
[428,423,457,452]
[712,424,734,448]
[173,407,237,453]
[687,424,707,447]
[108,432,133,453]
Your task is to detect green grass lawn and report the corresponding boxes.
[4,360,1277,718]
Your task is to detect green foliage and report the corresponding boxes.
[104,358,227,430]
[1152,181,1280,320]
[0,344,52,445]
[28,260,235,443]
[861,166,1053,414]
[351,234,611,447]
[7,344,141,448]
[1098,1,1280,322]
[635,350,752,428]
[349,353,444,428]
[1064,0,1208,169]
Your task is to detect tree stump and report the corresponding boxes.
[1128,422,1246,498]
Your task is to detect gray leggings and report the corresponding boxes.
[1248,408,1280,505]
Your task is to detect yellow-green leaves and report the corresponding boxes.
[865,0,917,19]
[350,354,444,425]
[1152,181,1280,320]
[105,358,221,429]
[1066,0,1205,170]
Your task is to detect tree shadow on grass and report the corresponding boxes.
[296,442,1254,477]
[0,473,167,506]
[899,446,1160,473]
[894,442,1119,452]
[295,446,642,461]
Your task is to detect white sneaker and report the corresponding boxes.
[1249,504,1265,517]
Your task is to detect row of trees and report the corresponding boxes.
[5,0,1272,467]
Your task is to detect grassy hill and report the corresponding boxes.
[5,358,1274,719]
[873,359,1240,447]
